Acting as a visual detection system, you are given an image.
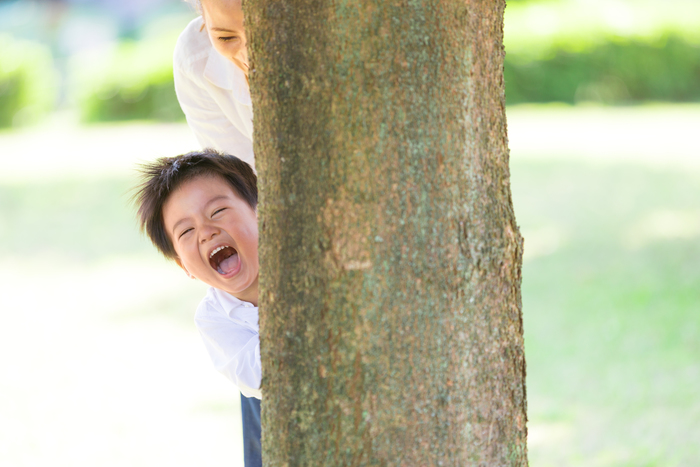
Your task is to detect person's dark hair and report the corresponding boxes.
[134,148,257,259]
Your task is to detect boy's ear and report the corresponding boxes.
[175,257,195,279]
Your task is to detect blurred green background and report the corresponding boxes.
[0,0,698,466]
[2,0,700,126]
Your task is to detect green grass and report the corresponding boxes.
[1,135,698,465]
[512,161,700,466]
[0,177,152,264]
[0,177,205,328]
[0,175,240,466]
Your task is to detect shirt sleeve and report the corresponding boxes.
[173,54,255,170]
[195,300,262,399]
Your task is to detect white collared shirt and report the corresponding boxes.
[173,16,255,171]
[195,287,262,399]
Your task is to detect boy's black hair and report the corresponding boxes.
[134,149,257,259]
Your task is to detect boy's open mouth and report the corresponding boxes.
[209,245,239,275]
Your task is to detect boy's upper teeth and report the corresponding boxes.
[210,246,227,258]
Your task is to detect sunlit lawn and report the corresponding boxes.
[0,121,246,466]
[514,160,700,466]
[0,106,698,466]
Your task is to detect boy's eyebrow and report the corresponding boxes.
[204,195,230,208]
[211,27,238,33]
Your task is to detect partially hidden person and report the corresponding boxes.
[135,150,262,467]
[175,0,255,170]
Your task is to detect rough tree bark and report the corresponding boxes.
[246,0,527,465]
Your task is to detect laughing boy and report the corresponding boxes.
[134,149,262,466]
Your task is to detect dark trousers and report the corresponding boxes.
[240,393,262,467]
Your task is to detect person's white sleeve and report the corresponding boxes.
[173,64,253,166]
[195,304,262,399]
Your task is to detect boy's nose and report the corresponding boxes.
[199,224,219,243]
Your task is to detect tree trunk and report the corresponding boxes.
[247,0,527,465]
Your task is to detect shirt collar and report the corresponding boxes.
[203,47,252,106]
[211,287,258,328]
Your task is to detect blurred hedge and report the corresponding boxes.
[51,1,700,121]
[75,34,699,122]
[75,33,699,122]
[0,35,56,128]
[505,35,700,104]
[503,0,700,104]
[70,37,184,123]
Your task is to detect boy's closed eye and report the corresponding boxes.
[176,208,228,239]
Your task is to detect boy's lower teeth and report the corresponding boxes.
[217,266,224,274]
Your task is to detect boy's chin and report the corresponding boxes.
[223,278,258,304]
